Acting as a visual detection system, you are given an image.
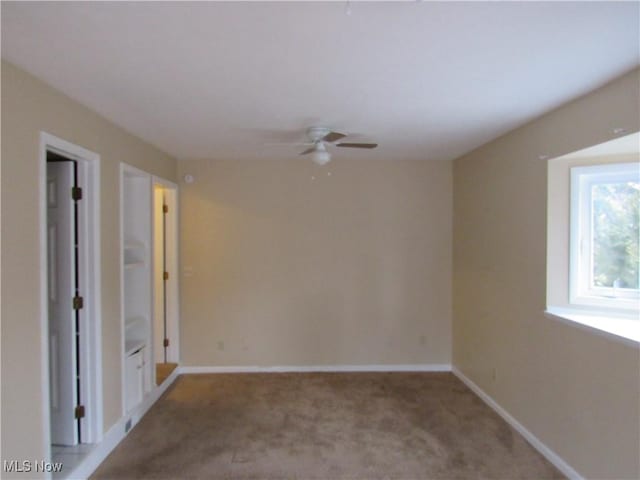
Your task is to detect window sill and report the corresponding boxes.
[545,307,639,347]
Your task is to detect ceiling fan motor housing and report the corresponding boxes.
[307,126,332,143]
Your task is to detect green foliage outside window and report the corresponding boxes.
[592,181,640,289]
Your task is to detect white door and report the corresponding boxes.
[47,161,78,446]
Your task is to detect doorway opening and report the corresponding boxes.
[152,179,179,384]
[40,133,102,471]
[47,152,83,445]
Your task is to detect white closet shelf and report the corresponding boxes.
[125,315,147,331]
[124,260,145,269]
[124,239,146,250]
[125,339,146,356]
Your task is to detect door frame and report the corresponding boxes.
[152,176,180,365]
[39,132,102,453]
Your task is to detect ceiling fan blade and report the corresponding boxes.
[336,142,378,149]
[300,147,316,155]
[323,131,347,143]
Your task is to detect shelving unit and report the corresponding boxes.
[121,164,153,413]
[124,240,146,268]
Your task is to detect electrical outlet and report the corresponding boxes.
[419,335,426,346]
[491,367,497,382]
[217,340,225,351]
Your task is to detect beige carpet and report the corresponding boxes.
[91,372,564,479]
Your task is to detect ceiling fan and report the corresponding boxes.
[279,127,378,165]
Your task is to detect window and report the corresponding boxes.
[570,162,639,311]
[547,133,639,343]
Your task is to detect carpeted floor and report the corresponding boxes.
[91,372,564,479]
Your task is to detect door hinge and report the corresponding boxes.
[71,186,83,201]
[163,271,169,281]
[74,405,85,419]
[163,204,168,214]
[163,338,170,348]
[73,296,84,310]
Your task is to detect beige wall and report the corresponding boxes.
[1,61,177,475]
[453,68,640,479]
[179,158,452,367]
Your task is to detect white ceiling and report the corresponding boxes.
[2,1,639,162]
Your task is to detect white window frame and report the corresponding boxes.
[569,162,640,312]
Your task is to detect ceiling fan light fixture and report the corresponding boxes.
[311,150,331,166]
[310,142,331,165]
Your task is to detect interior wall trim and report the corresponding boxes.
[179,364,452,374]
[452,366,583,480]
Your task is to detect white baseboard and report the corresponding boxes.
[452,367,583,480]
[65,366,180,480]
[180,363,451,374]
[179,363,452,374]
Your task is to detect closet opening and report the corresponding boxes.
[40,132,102,472]
[153,179,179,384]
